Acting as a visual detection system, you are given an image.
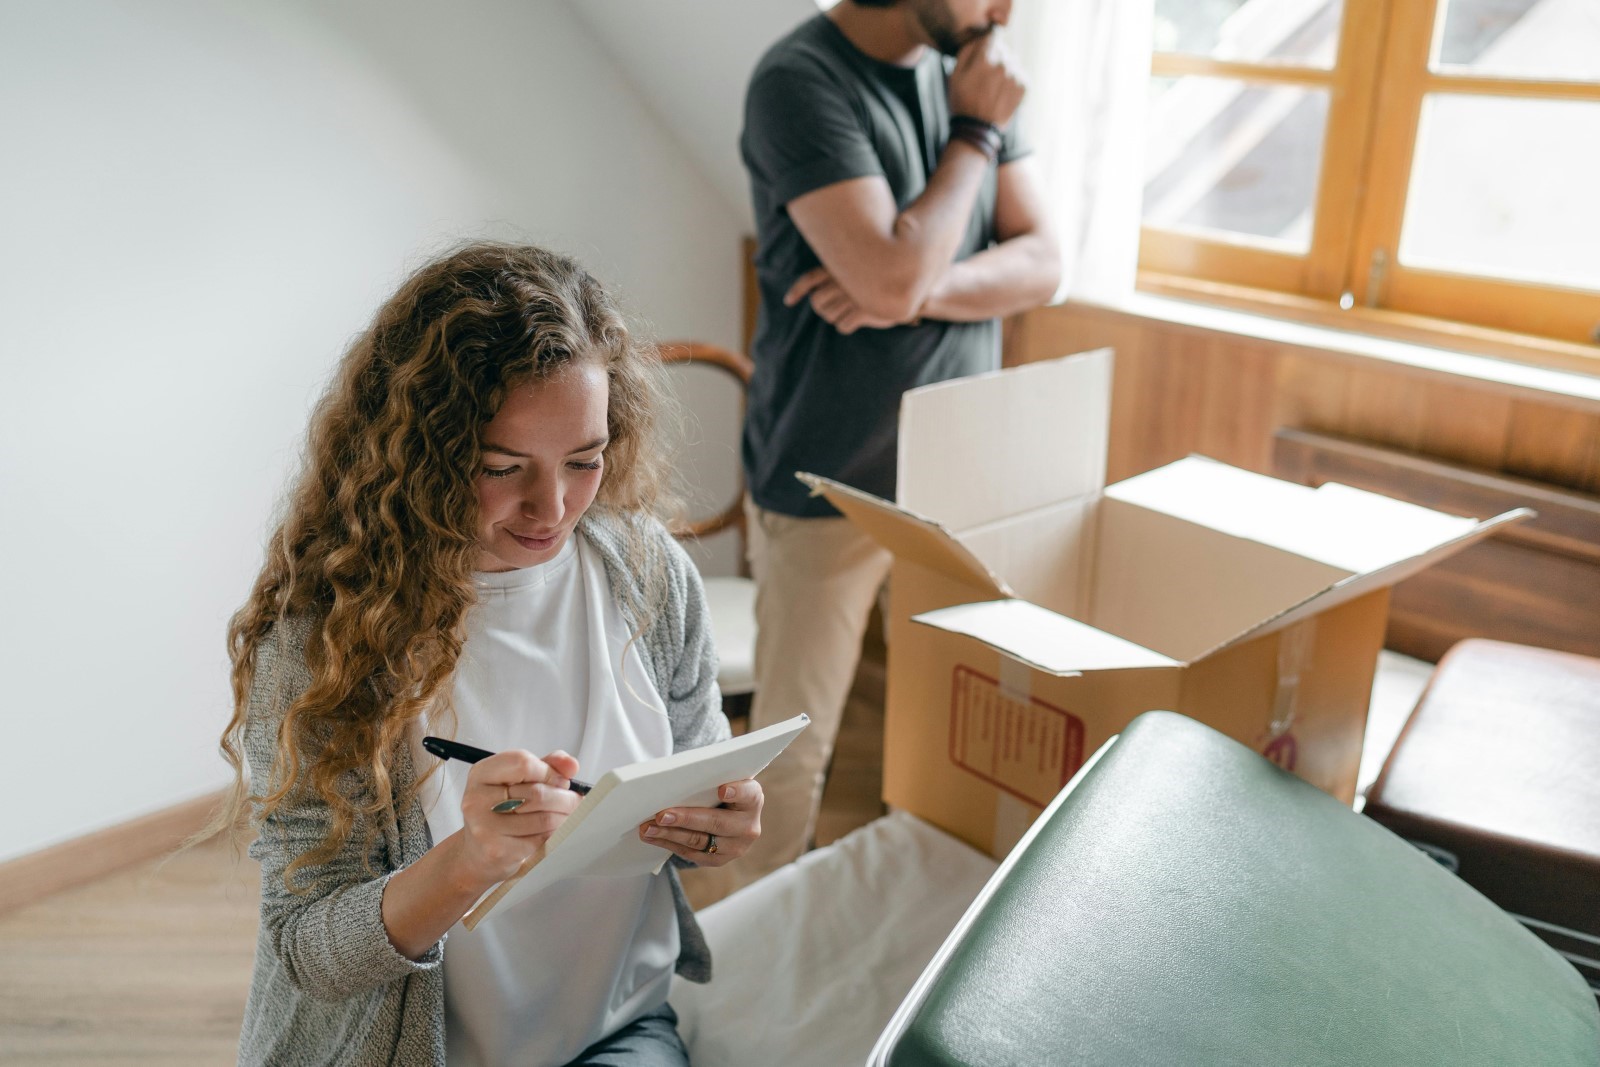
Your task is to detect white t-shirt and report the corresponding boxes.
[410,535,678,1067]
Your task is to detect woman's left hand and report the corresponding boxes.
[638,778,762,867]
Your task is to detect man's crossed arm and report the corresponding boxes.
[785,154,1060,334]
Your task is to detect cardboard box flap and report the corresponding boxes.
[1090,496,1351,663]
[1106,456,1492,574]
[897,348,1111,533]
[913,599,1181,676]
[1198,506,1533,659]
[957,496,1098,622]
[799,473,1012,598]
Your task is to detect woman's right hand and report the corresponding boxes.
[381,749,582,959]
[456,749,583,888]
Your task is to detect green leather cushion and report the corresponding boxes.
[885,711,1600,1067]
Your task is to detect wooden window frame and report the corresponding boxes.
[1141,0,1600,355]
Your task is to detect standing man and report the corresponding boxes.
[735,0,1060,886]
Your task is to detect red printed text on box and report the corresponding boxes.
[949,665,1085,809]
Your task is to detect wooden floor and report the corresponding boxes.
[0,683,887,1064]
[0,835,263,1064]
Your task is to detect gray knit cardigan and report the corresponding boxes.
[237,513,729,1066]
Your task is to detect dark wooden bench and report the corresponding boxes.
[1365,639,1600,1005]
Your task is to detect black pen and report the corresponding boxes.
[421,736,592,795]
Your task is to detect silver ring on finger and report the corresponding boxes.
[704,833,719,855]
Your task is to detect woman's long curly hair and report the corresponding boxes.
[206,242,673,887]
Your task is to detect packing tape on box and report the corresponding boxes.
[992,793,1038,858]
[998,655,1033,706]
[993,655,1041,856]
[1271,618,1317,739]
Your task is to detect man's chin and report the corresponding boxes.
[934,26,990,57]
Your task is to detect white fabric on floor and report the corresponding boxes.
[671,811,997,1067]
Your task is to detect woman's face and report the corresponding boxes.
[474,360,610,572]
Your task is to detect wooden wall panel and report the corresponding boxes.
[1416,384,1513,471]
[1388,541,1600,662]
[1103,329,1156,484]
[1504,402,1600,494]
[1006,302,1600,491]
[1194,337,1280,476]
[1277,354,1353,439]
[1132,330,1209,479]
[1338,369,1431,454]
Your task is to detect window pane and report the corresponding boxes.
[1400,94,1600,291]
[1154,0,1345,67]
[1436,0,1600,83]
[1144,77,1328,251]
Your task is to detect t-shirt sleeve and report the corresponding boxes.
[742,61,884,207]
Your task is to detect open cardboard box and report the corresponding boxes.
[802,349,1529,857]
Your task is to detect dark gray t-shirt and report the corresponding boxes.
[740,15,1028,518]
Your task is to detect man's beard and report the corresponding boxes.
[912,0,993,56]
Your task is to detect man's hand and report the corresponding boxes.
[947,29,1026,128]
[785,266,915,334]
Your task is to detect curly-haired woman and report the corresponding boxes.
[212,243,759,1065]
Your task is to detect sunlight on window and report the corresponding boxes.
[1402,94,1600,292]
[1435,0,1600,83]
[1143,78,1328,251]
[1154,0,1344,67]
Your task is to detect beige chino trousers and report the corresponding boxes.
[695,497,892,899]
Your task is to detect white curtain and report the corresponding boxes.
[1008,0,1153,303]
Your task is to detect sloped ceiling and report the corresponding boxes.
[566,0,818,231]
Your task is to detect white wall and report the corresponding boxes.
[0,0,745,862]
[567,0,819,232]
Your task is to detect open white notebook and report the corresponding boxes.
[462,714,809,930]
